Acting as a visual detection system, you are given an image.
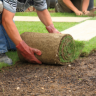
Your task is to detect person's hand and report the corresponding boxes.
[16,40,42,64]
[83,10,90,15]
[75,10,83,16]
[46,24,60,33]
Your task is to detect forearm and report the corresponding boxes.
[37,9,60,33]
[2,9,22,45]
[82,0,90,12]
[63,0,79,13]
[2,20,22,45]
[36,9,53,26]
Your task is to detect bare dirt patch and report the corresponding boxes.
[0,52,96,96]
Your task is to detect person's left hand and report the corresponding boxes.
[83,10,90,15]
[74,10,83,16]
[46,24,60,33]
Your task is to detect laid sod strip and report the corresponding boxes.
[0,51,18,69]
[80,36,96,57]
[0,63,9,69]
[17,32,82,65]
[15,12,90,17]
[15,21,78,34]
[6,51,19,64]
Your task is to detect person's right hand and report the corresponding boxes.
[75,10,83,16]
[16,40,42,64]
[83,10,90,15]
[46,24,60,33]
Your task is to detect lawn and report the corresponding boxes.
[94,0,96,6]
[0,3,96,69]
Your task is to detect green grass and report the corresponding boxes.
[94,0,96,6]
[15,11,90,17]
[15,21,78,34]
[1,18,96,68]
[0,51,19,69]
[89,16,96,20]
[81,36,96,56]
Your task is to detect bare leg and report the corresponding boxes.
[2,9,22,45]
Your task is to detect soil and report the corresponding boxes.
[0,51,96,96]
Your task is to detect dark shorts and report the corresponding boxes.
[57,0,82,12]
[33,0,47,11]
[3,0,47,13]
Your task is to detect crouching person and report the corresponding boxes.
[55,0,94,15]
[1,0,60,65]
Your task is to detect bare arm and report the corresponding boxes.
[36,9,60,33]
[36,9,52,26]
[2,9,22,45]
[63,0,83,15]
[82,0,90,14]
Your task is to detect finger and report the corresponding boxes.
[31,57,42,64]
[80,12,83,15]
[86,11,90,15]
[32,48,42,56]
[80,13,82,15]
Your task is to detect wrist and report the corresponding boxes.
[16,40,24,48]
[74,9,79,13]
[46,24,60,33]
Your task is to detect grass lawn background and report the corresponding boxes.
[0,2,96,69]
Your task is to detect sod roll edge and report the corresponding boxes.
[18,32,76,65]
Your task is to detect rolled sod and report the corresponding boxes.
[18,32,76,65]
